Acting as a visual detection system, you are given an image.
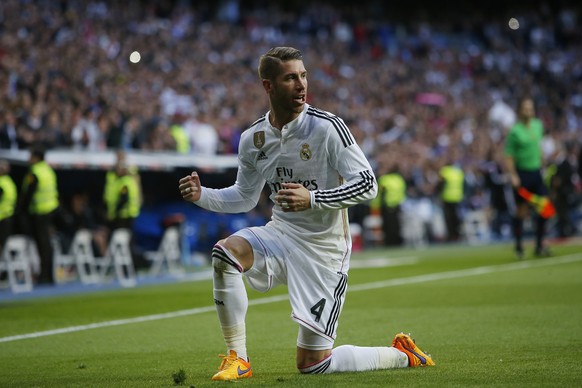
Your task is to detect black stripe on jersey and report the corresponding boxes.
[325,272,348,337]
[309,358,331,374]
[306,107,354,148]
[314,170,376,204]
[248,115,266,129]
[211,245,243,273]
[314,170,374,203]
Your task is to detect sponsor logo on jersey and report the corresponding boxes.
[300,143,312,161]
[254,131,265,148]
[269,167,319,191]
[257,150,268,161]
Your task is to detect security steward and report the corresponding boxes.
[103,160,145,268]
[438,161,464,242]
[20,145,60,284]
[371,163,407,246]
[104,161,141,230]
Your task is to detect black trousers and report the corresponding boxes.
[381,206,403,246]
[443,202,461,242]
[30,212,55,284]
[0,216,12,252]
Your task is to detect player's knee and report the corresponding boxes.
[211,239,251,273]
[296,353,332,374]
[296,342,333,372]
[221,237,248,258]
[218,236,254,270]
[211,243,240,274]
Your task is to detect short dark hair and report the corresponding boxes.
[517,95,534,109]
[30,143,46,160]
[258,47,303,81]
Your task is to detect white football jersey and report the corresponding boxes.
[196,104,377,259]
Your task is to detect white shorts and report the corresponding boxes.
[234,224,349,344]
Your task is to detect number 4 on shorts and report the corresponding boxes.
[310,298,326,322]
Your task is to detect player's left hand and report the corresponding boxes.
[275,183,311,212]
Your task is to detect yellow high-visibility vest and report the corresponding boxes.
[439,165,464,203]
[372,173,406,209]
[106,174,140,220]
[170,124,190,154]
[22,161,59,215]
[0,175,17,220]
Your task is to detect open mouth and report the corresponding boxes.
[294,95,306,104]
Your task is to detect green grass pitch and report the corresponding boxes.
[1,240,581,387]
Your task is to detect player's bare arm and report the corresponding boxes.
[179,171,202,202]
[275,182,311,212]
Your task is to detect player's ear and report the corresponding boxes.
[262,79,272,94]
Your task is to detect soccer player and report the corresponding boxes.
[504,96,551,258]
[179,47,434,380]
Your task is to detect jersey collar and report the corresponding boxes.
[266,104,309,133]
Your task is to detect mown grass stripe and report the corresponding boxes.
[1,253,579,344]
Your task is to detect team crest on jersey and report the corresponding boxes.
[254,131,265,149]
[300,144,312,161]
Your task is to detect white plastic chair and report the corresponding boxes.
[53,230,102,284]
[463,210,491,245]
[0,235,34,293]
[98,228,136,288]
[146,226,184,276]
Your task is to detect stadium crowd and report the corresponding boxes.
[0,0,581,246]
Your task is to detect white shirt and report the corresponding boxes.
[196,104,377,249]
[185,119,219,156]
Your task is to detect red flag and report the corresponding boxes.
[517,187,556,219]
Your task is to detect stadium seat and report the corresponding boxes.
[362,215,384,247]
[97,228,136,288]
[53,230,102,285]
[0,235,35,293]
[146,225,184,276]
[401,211,428,248]
[462,210,491,245]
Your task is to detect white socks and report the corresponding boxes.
[299,345,408,374]
[212,244,249,361]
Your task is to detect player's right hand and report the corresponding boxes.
[179,171,202,202]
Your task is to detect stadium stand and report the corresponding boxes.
[0,0,581,290]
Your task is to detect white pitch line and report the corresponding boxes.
[1,253,580,344]
[349,256,418,268]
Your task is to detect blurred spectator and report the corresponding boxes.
[0,0,580,247]
[549,141,580,237]
[0,111,19,150]
[71,107,104,150]
[481,148,512,240]
[169,113,190,154]
[40,109,69,148]
[143,119,176,151]
[107,114,144,150]
[186,111,219,156]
